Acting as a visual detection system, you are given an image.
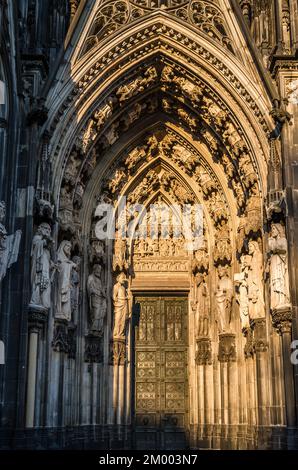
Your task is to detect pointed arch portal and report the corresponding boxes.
[20,0,297,451]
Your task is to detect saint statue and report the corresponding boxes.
[56,240,77,322]
[71,256,81,323]
[194,273,210,338]
[247,241,265,319]
[215,265,233,334]
[268,224,291,311]
[30,222,53,310]
[113,272,130,340]
[234,255,250,329]
[0,201,22,283]
[87,264,107,336]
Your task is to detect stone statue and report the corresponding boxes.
[234,255,250,329]
[268,224,291,311]
[87,264,107,337]
[30,223,53,310]
[247,241,265,319]
[113,234,128,273]
[113,272,130,340]
[0,202,22,283]
[193,273,210,338]
[215,265,233,334]
[56,240,77,322]
[71,256,81,323]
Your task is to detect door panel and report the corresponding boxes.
[134,296,189,450]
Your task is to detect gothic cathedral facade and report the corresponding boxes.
[0,0,298,450]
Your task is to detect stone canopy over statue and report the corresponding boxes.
[0,201,22,283]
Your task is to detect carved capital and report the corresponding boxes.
[110,339,126,366]
[251,318,268,352]
[218,333,236,363]
[271,306,292,335]
[28,304,48,332]
[195,337,212,365]
[85,334,103,364]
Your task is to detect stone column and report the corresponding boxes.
[196,337,212,444]
[110,339,126,426]
[252,318,270,426]
[243,327,257,425]
[84,335,103,425]
[218,334,236,430]
[272,307,296,426]
[25,306,48,428]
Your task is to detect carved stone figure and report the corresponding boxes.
[223,122,246,155]
[30,223,53,310]
[56,241,77,322]
[94,97,114,129]
[0,202,22,283]
[202,97,227,127]
[113,272,130,340]
[71,256,81,322]
[215,266,233,334]
[113,234,128,273]
[268,224,291,311]
[234,255,250,329]
[116,66,157,104]
[173,76,202,104]
[247,241,265,319]
[87,264,107,337]
[194,273,210,338]
[125,146,146,171]
[214,220,231,264]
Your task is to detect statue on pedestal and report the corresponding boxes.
[56,240,77,322]
[87,264,107,337]
[113,272,130,340]
[30,222,53,311]
[193,273,210,337]
[234,255,250,329]
[215,265,233,334]
[268,224,291,311]
[247,241,265,319]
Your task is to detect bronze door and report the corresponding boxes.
[134,296,189,450]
